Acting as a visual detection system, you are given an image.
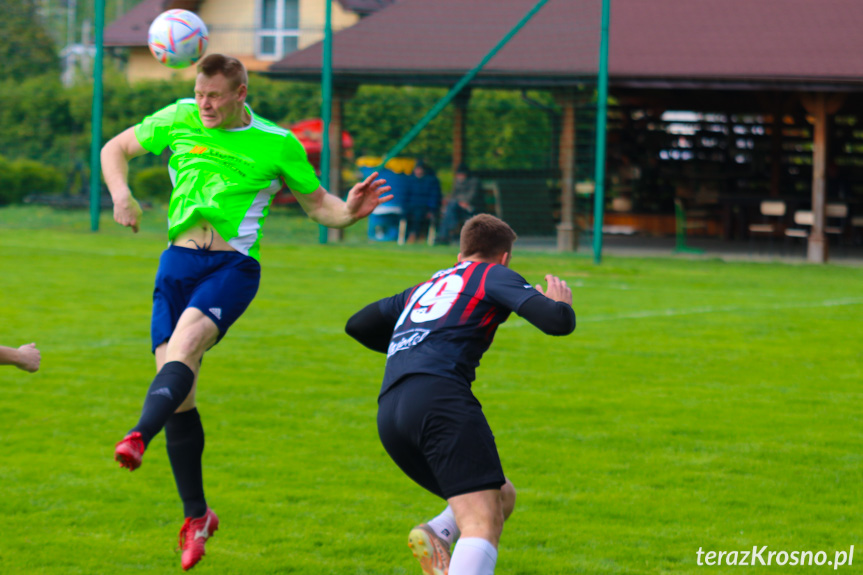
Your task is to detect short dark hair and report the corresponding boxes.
[459,214,517,259]
[197,54,248,89]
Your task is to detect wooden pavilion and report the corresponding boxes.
[267,0,863,262]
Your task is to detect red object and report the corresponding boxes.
[273,119,354,205]
[289,118,353,169]
[178,508,220,571]
[114,431,145,471]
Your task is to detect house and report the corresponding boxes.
[103,0,397,82]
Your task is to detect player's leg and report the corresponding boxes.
[120,248,259,470]
[156,311,216,517]
[153,312,221,571]
[115,246,197,469]
[114,309,216,470]
[424,478,514,551]
[378,377,452,575]
[167,251,260,571]
[423,382,509,575]
[423,505,460,548]
[452,478,517,541]
[379,375,508,575]
[447,490,500,575]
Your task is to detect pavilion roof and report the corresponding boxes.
[268,0,863,91]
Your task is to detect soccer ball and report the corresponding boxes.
[147,9,209,69]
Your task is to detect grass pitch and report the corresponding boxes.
[1,206,861,574]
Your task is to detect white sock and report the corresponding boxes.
[426,505,460,547]
[449,537,498,575]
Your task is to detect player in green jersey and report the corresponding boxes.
[101,54,391,571]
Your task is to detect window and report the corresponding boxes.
[258,0,299,60]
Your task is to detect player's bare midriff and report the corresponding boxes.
[172,217,235,252]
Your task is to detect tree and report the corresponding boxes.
[0,0,60,82]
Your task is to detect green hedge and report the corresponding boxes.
[0,72,568,191]
[131,165,173,202]
[0,155,64,205]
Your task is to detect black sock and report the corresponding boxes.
[165,408,207,519]
[131,361,195,447]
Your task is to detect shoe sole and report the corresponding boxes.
[114,447,142,471]
[408,527,448,575]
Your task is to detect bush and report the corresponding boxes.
[0,156,64,205]
[16,158,64,194]
[131,165,173,202]
[0,74,565,190]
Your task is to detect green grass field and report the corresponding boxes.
[1,205,862,574]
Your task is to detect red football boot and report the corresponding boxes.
[114,431,145,471]
[178,508,219,571]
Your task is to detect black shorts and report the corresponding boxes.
[377,374,506,500]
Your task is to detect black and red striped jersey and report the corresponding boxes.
[376,260,540,396]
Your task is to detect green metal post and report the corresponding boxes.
[592,0,611,263]
[380,0,549,167]
[319,0,333,244]
[90,0,106,231]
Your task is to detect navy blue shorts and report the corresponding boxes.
[151,245,261,353]
[377,374,506,500]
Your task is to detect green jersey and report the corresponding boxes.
[134,98,320,260]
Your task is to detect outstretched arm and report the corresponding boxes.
[0,343,41,373]
[293,171,393,229]
[101,127,149,233]
[517,275,575,336]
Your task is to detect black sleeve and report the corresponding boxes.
[516,295,576,336]
[345,300,398,354]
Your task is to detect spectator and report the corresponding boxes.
[403,162,441,244]
[438,164,481,244]
[365,166,406,241]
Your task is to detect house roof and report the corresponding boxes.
[337,0,398,16]
[103,0,395,48]
[269,0,601,86]
[104,0,202,47]
[267,0,863,92]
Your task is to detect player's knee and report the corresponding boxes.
[169,325,216,361]
[501,479,517,520]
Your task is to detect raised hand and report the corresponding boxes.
[536,274,572,306]
[345,171,393,222]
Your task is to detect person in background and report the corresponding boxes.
[403,162,442,244]
[366,166,407,241]
[438,164,482,245]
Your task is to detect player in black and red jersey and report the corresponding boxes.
[346,214,575,575]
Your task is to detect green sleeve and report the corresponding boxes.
[277,132,321,195]
[134,102,180,155]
